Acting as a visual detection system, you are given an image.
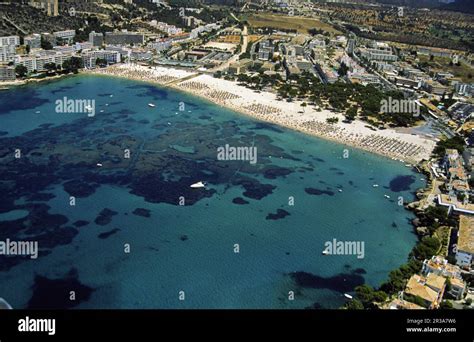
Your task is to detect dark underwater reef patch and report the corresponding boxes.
[389,175,415,192]
[0,88,49,115]
[304,188,335,196]
[21,203,69,236]
[50,85,74,95]
[25,192,56,202]
[94,208,118,226]
[27,268,94,309]
[252,122,284,133]
[114,108,137,116]
[232,197,249,205]
[98,228,120,239]
[132,208,151,218]
[129,173,216,205]
[73,220,89,227]
[63,179,100,198]
[233,177,276,200]
[289,271,365,293]
[353,268,367,275]
[35,226,78,249]
[262,167,293,180]
[299,166,314,172]
[131,84,168,100]
[0,88,309,274]
[266,209,290,220]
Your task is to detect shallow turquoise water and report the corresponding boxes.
[0,75,423,309]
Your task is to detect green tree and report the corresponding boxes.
[15,65,28,78]
[95,58,108,67]
[338,62,349,77]
[44,62,57,73]
[62,57,83,73]
[439,300,453,309]
[445,277,452,293]
[380,269,406,293]
[433,136,465,158]
[345,106,357,121]
[412,236,441,260]
[301,102,307,112]
[344,299,364,310]
[355,285,375,304]
[40,37,53,50]
[405,294,427,308]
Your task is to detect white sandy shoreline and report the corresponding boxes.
[88,64,436,164]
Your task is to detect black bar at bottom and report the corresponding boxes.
[0,310,472,341]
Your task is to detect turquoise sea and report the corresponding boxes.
[0,75,424,309]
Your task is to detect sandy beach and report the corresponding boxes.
[90,64,437,164]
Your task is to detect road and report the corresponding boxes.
[352,50,397,91]
[208,25,248,73]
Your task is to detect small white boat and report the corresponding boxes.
[322,249,330,255]
[35,110,41,114]
[338,189,343,192]
[372,184,379,188]
[110,94,114,98]
[344,293,353,299]
[97,163,103,167]
[0,298,12,309]
[190,181,205,189]
[384,195,390,199]
[100,110,104,113]
[148,103,156,108]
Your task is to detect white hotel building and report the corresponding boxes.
[53,30,76,44]
[0,36,20,47]
[15,50,75,73]
[0,35,20,63]
[82,50,121,69]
